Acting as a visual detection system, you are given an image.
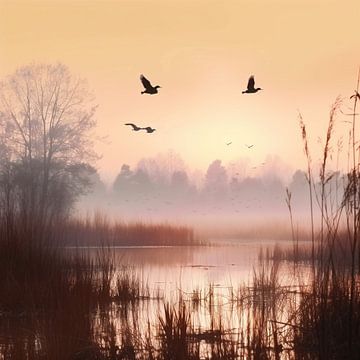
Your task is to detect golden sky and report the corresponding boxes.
[1,0,359,182]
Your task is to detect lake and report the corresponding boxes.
[68,239,311,359]
[0,240,312,359]
[71,239,307,296]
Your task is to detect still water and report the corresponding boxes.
[77,239,304,296]
[1,240,311,359]
[85,239,310,359]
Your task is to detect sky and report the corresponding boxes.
[1,0,359,184]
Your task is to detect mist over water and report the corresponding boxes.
[78,151,344,238]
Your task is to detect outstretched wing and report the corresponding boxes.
[125,123,138,130]
[247,76,255,91]
[140,74,153,89]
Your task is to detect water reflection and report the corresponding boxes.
[88,241,308,359]
[1,241,310,359]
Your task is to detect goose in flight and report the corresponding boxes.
[140,74,161,95]
[242,76,262,94]
[125,123,142,131]
[125,123,156,133]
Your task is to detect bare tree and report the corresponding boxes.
[0,63,97,235]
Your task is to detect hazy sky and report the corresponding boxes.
[1,0,359,183]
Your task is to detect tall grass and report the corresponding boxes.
[62,212,200,246]
[279,86,360,358]
[0,215,154,359]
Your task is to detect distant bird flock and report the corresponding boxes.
[125,74,262,142]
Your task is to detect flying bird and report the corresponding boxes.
[125,123,142,131]
[242,76,262,94]
[140,74,161,95]
[245,144,254,149]
[143,126,156,133]
[226,141,232,146]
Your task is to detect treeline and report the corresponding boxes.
[82,158,345,219]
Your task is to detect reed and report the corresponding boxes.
[62,212,200,246]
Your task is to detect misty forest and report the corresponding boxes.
[1,2,360,360]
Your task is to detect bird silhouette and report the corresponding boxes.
[125,123,142,131]
[140,74,161,94]
[245,144,254,148]
[143,126,156,133]
[242,76,262,94]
